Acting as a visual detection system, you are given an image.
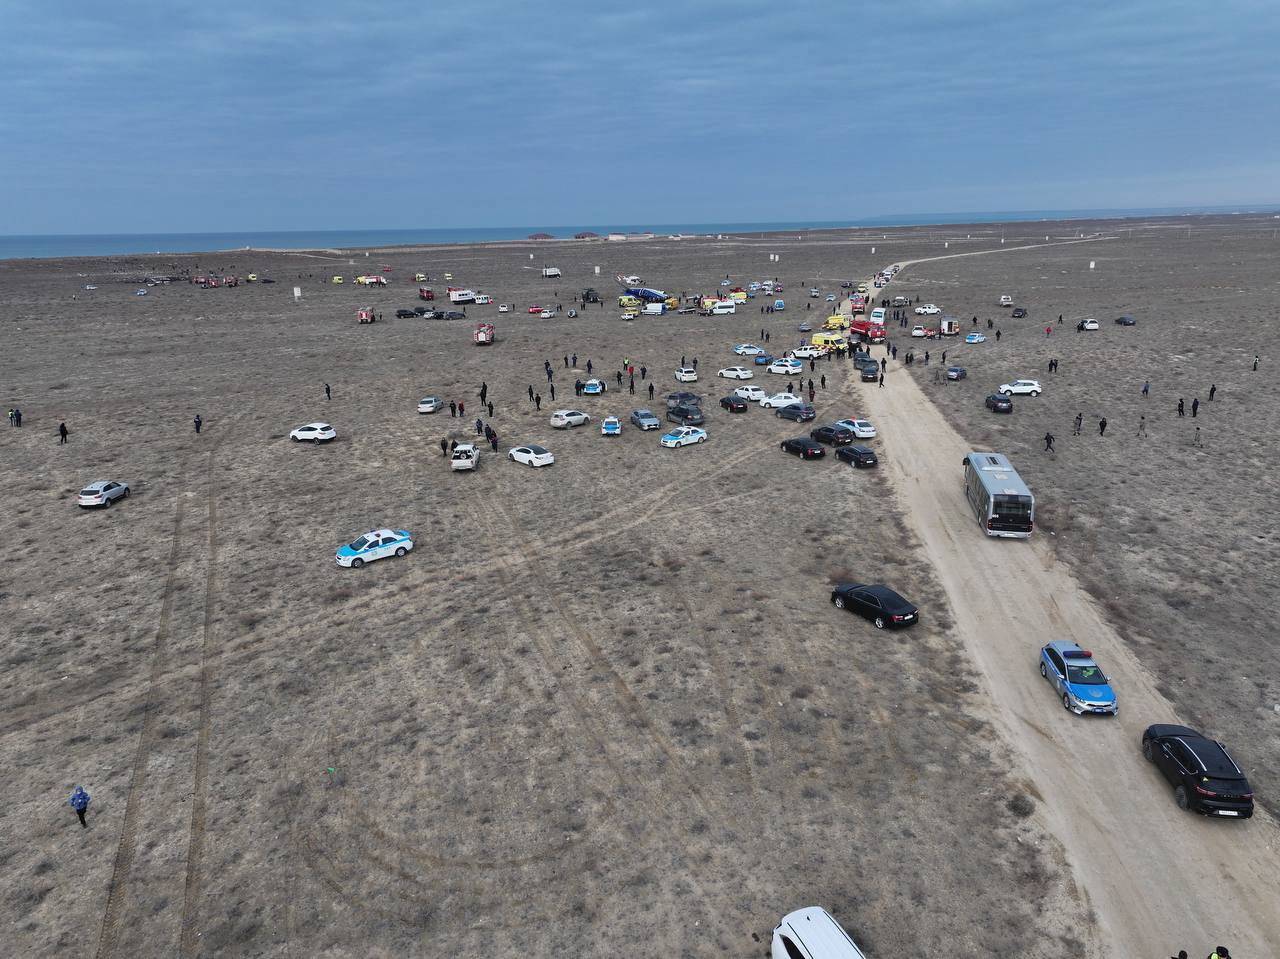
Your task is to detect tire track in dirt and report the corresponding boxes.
[178,451,220,957]
[95,473,187,959]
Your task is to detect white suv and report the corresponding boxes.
[550,409,590,428]
[999,379,1042,396]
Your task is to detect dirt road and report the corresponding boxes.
[853,257,1280,954]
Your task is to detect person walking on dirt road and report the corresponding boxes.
[449,400,457,418]
[193,414,202,434]
[1098,417,1108,436]
[528,385,534,403]
[648,383,655,399]
[69,786,90,828]
[878,372,884,388]
[440,438,448,457]
[535,394,542,410]
[1073,412,1083,435]
[58,422,68,444]
[1044,432,1055,452]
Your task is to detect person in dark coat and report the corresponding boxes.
[69,786,90,827]
[59,422,68,444]
[193,414,202,434]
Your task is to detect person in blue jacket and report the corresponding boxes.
[69,786,91,828]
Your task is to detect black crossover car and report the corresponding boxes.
[860,366,880,382]
[810,424,855,446]
[1011,307,1027,318]
[666,391,702,408]
[775,403,817,422]
[836,445,878,468]
[1115,315,1136,326]
[443,310,467,320]
[830,583,918,629]
[985,393,1013,413]
[719,394,749,413]
[1142,725,1253,818]
[781,437,825,459]
[667,405,705,426]
[395,309,417,318]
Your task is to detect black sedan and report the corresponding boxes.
[836,445,878,468]
[412,306,431,316]
[776,403,817,422]
[810,424,854,446]
[395,309,417,318]
[781,437,825,459]
[1115,315,1136,326]
[1142,725,1253,818]
[830,583,918,629]
[860,366,880,382]
[985,393,1013,413]
[1011,307,1028,318]
[719,394,749,413]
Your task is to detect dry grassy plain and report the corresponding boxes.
[4,215,1272,956]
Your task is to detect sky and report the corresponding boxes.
[1,0,1278,234]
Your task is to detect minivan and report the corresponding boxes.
[870,307,885,322]
[772,907,867,959]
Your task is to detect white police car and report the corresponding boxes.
[601,416,622,435]
[335,529,414,568]
[582,378,607,395]
[660,426,707,448]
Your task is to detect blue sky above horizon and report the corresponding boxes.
[2,0,1277,234]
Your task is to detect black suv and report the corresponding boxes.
[667,405,705,426]
[781,437,825,459]
[775,403,816,422]
[860,366,880,382]
[395,309,417,318]
[836,445,878,468]
[985,393,1013,413]
[810,424,854,446]
[1011,307,1027,318]
[666,391,702,409]
[1142,725,1253,818]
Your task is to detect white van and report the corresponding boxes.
[643,302,666,315]
[711,300,736,315]
[772,907,867,959]
[870,307,885,322]
[999,294,1014,307]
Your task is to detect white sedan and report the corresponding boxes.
[999,379,1042,396]
[1082,318,1100,330]
[718,366,754,380]
[767,360,803,375]
[760,392,801,409]
[674,367,698,382]
[290,422,336,443]
[539,308,556,319]
[834,418,877,438]
[417,396,442,414]
[508,444,555,467]
[550,409,590,428]
[733,344,764,356]
[497,303,510,313]
[915,303,941,315]
[734,385,768,402]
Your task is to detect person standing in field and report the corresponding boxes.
[193,414,202,434]
[440,438,448,457]
[449,400,457,418]
[1208,383,1216,401]
[1099,417,1108,436]
[535,393,541,410]
[1073,412,1083,435]
[487,401,493,418]
[1137,415,1147,437]
[1177,398,1185,417]
[1193,426,1202,447]
[69,786,90,828]
[324,383,331,401]
[528,385,534,403]
[1142,380,1149,397]
[648,382,655,399]
[1044,432,1055,452]
[1191,398,1199,417]
[549,383,555,401]
[58,422,68,444]
[1254,355,1260,371]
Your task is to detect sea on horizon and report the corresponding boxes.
[1,205,1273,261]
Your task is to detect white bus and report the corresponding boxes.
[962,452,1034,538]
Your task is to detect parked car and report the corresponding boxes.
[830,582,918,629]
[999,379,1042,396]
[760,392,801,409]
[508,444,554,467]
[999,294,1013,307]
[719,394,749,412]
[965,332,986,344]
[667,405,705,426]
[582,378,607,394]
[734,385,768,402]
[630,409,661,430]
[674,367,698,382]
[1115,314,1136,326]
[718,366,754,380]
[417,396,442,414]
[450,443,479,471]
[395,309,417,319]
[946,366,967,380]
[1142,725,1254,818]
[781,437,825,459]
[797,322,812,333]
[78,480,130,508]
[910,325,927,338]
[336,529,414,568]
[666,391,702,408]
[788,345,823,359]
[985,393,1014,413]
[836,445,878,468]
[549,409,590,428]
[661,426,707,448]
[914,303,940,315]
[860,366,880,382]
[600,416,622,436]
[290,422,336,444]
[497,303,510,313]
[768,911,870,959]
[810,424,855,446]
[776,403,817,422]
[1081,318,1100,331]
[733,344,764,356]
[1039,642,1117,715]
[443,310,467,320]
[1011,307,1028,318]
[753,353,777,366]
[833,418,876,438]
[768,360,804,375]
